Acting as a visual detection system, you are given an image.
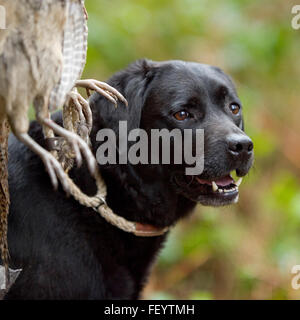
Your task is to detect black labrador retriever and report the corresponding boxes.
[3,59,253,299]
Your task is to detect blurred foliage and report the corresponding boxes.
[82,0,300,299]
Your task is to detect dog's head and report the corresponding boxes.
[90,59,254,209]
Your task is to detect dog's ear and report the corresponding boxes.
[89,59,157,134]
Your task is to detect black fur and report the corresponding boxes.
[3,59,253,299]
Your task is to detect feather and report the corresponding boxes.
[49,0,88,111]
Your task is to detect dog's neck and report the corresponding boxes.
[100,164,196,229]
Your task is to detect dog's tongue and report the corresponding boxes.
[214,175,234,186]
[196,175,234,186]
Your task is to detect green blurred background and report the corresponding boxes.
[82,0,300,300]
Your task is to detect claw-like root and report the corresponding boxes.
[67,88,92,135]
[17,133,70,194]
[41,119,97,176]
[76,79,128,107]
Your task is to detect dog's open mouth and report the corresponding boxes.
[173,172,242,206]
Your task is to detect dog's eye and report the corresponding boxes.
[174,111,190,121]
[229,103,240,115]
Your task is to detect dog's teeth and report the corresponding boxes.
[236,178,243,187]
[212,181,218,192]
[218,188,224,193]
[233,194,239,203]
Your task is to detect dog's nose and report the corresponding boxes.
[227,134,253,157]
